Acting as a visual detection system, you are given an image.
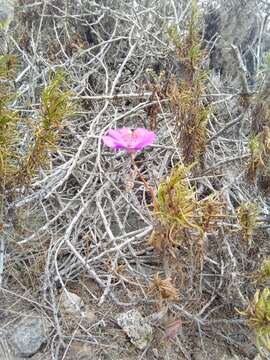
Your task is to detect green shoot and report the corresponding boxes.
[238,288,270,353]
[237,202,258,243]
[150,164,224,254]
[254,259,270,285]
[167,0,210,164]
[0,61,75,189]
[16,70,75,183]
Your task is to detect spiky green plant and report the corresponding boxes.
[155,164,199,231]
[254,259,270,284]
[248,128,270,180]
[238,288,270,353]
[237,202,258,243]
[198,195,224,233]
[248,49,270,190]
[263,51,270,70]
[167,0,210,164]
[0,57,75,260]
[0,55,16,79]
[150,164,224,253]
[18,70,74,182]
[168,0,203,75]
[0,67,75,188]
[0,55,18,187]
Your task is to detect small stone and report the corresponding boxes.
[7,313,49,357]
[153,348,159,358]
[84,308,96,323]
[60,291,85,316]
[116,309,153,350]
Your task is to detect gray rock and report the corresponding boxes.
[116,309,153,350]
[7,313,49,358]
[60,290,85,317]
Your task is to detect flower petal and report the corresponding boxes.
[132,128,156,150]
[102,127,156,152]
[107,128,131,143]
[102,135,119,149]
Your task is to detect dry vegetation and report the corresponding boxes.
[1,0,270,359]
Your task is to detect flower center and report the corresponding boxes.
[130,131,141,146]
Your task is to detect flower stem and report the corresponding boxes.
[130,153,156,207]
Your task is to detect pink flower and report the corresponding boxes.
[102,128,156,153]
